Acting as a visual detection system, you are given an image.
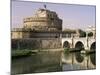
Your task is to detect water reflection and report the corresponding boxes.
[90,53,96,65]
[11,49,96,74]
[75,52,84,63]
[11,51,62,74]
[62,50,96,71]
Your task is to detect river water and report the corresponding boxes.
[62,51,96,71]
[11,50,95,75]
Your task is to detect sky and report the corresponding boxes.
[11,0,96,30]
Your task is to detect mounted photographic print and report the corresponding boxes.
[11,0,96,74]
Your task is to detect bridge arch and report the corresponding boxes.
[90,42,96,50]
[63,41,70,48]
[75,41,84,50]
[90,42,96,65]
[75,41,84,63]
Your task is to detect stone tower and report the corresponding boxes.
[23,5,62,31]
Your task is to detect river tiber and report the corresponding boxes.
[11,4,96,74]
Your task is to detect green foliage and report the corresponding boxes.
[64,48,70,53]
[76,29,86,37]
[12,50,32,57]
[88,32,93,37]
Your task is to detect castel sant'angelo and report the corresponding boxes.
[11,5,75,39]
[23,5,62,31]
[11,5,76,49]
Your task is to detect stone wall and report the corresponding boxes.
[41,39,61,49]
[11,38,62,50]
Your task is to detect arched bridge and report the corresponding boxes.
[62,37,96,69]
[62,37,96,50]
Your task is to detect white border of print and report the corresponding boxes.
[0,0,99,75]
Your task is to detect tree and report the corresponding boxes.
[88,32,93,37]
[76,29,86,37]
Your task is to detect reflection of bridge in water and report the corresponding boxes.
[61,36,96,69]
